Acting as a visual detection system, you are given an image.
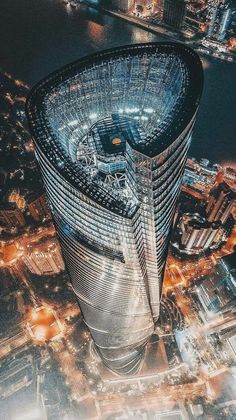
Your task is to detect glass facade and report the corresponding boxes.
[26,43,203,375]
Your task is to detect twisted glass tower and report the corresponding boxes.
[26,43,203,375]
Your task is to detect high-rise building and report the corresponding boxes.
[26,43,203,374]
[163,0,187,29]
[206,182,236,223]
[177,213,224,255]
[175,181,235,256]
[197,253,236,316]
[27,192,50,222]
[215,253,236,314]
[23,238,65,275]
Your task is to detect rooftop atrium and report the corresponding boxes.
[26,43,203,217]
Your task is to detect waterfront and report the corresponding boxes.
[1,0,235,164]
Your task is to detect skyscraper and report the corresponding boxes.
[207,182,236,223]
[26,43,203,374]
[163,0,187,29]
[22,238,65,276]
[27,192,50,222]
[197,253,236,318]
[177,213,224,255]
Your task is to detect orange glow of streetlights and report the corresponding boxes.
[33,325,48,341]
[27,306,63,343]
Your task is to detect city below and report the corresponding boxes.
[0,1,236,420]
